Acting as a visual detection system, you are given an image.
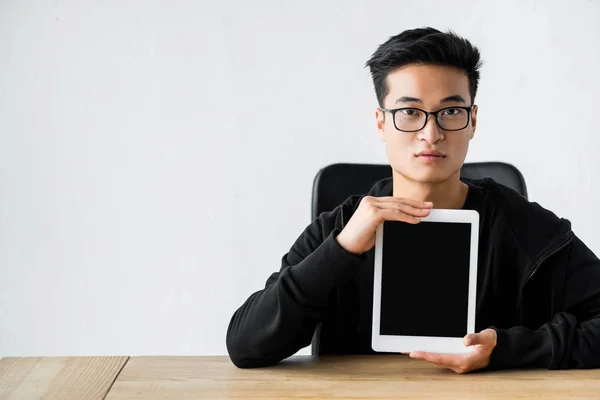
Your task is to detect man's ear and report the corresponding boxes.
[376,108,386,141]
[470,105,478,139]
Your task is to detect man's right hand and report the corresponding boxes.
[335,196,433,255]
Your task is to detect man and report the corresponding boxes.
[226,27,600,373]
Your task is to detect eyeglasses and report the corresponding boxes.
[380,105,474,132]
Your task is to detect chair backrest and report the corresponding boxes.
[309,161,527,355]
[311,161,527,220]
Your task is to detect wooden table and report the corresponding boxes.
[2,355,600,399]
[0,356,128,400]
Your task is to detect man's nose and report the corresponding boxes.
[417,115,444,144]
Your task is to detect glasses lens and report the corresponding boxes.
[394,108,426,131]
[437,107,469,130]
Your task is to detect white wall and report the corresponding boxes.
[1,0,599,357]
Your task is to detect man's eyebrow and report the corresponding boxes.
[440,95,466,104]
[395,96,422,104]
[394,95,466,105]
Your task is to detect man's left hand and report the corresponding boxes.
[406,328,497,374]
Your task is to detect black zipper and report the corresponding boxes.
[519,233,573,321]
[523,234,573,288]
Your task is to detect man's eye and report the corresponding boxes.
[400,109,420,116]
[443,108,461,116]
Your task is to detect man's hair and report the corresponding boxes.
[365,27,483,107]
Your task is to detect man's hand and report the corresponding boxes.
[406,329,497,374]
[336,196,433,255]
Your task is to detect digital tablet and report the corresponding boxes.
[372,209,479,354]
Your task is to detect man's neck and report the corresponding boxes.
[392,170,469,209]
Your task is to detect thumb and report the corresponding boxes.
[463,333,480,347]
[464,329,495,347]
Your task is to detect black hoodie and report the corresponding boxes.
[226,177,600,370]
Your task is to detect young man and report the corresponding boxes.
[226,27,600,373]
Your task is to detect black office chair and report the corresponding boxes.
[309,161,527,355]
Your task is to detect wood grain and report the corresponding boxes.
[106,355,600,399]
[0,356,129,400]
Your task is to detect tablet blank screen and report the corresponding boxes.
[380,221,472,338]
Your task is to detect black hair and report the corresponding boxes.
[365,27,483,107]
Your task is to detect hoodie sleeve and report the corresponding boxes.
[226,207,365,368]
[488,235,600,370]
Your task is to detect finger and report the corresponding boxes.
[409,352,464,368]
[376,202,432,218]
[464,329,495,347]
[375,197,434,209]
[463,333,479,347]
[379,209,423,224]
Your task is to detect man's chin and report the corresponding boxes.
[395,169,456,184]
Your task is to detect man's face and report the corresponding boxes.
[376,64,478,184]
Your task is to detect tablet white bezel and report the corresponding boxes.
[371,209,479,354]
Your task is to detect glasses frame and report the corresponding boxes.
[380,105,474,132]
